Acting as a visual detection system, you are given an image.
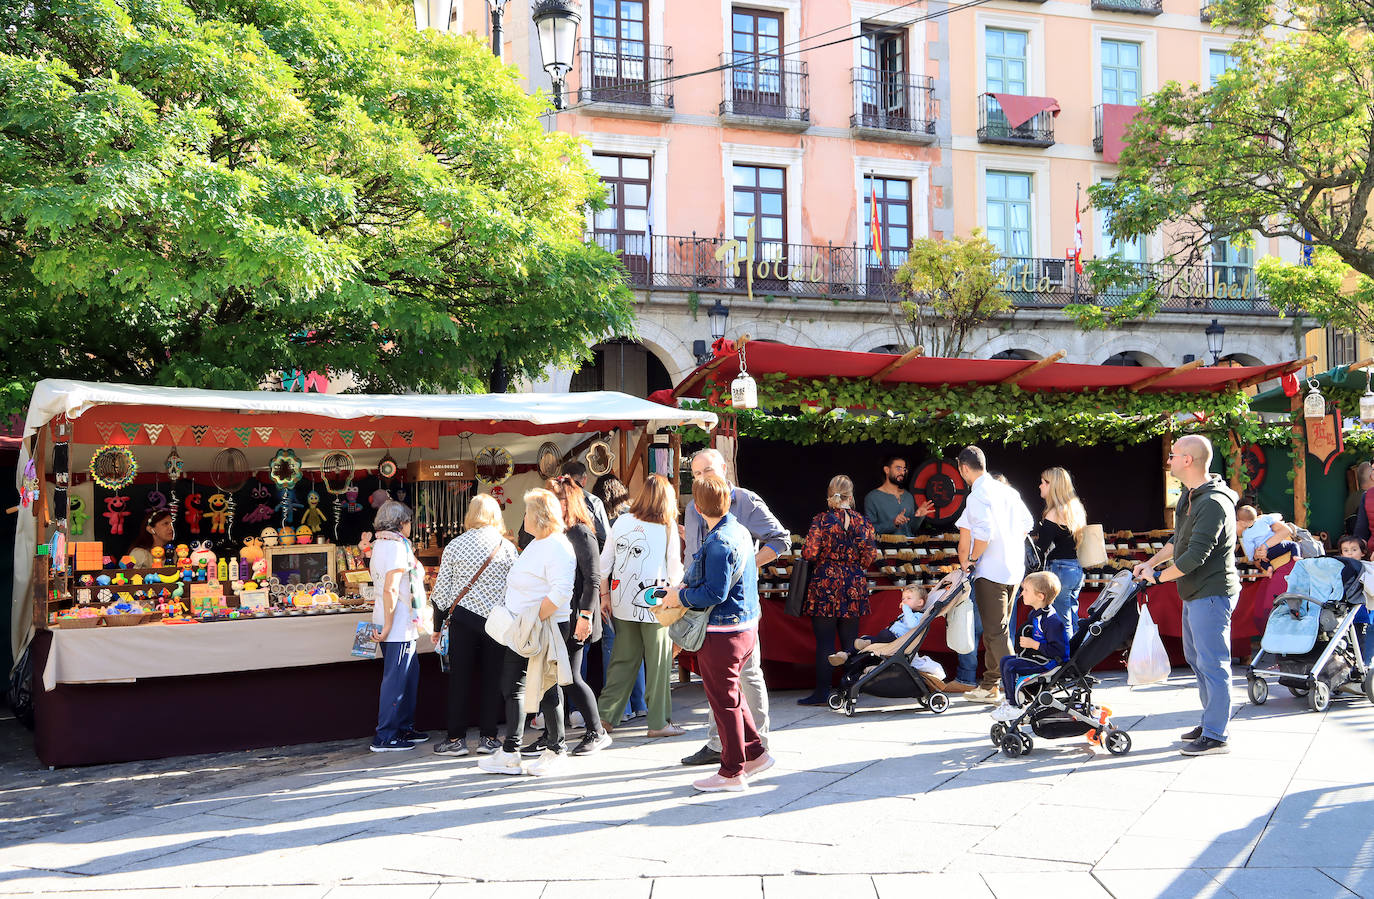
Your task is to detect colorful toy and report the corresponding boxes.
[260,527,279,547]
[357,532,374,558]
[118,555,136,568]
[208,493,229,533]
[103,496,131,535]
[112,572,128,585]
[301,491,327,534]
[175,543,191,572]
[185,493,203,533]
[150,546,165,567]
[95,574,111,586]
[69,496,88,535]
[295,525,314,545]
[279,525,297,546]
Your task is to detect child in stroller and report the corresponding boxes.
[990,571,1069,722]
[827,584,947,690]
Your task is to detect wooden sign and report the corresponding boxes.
[406,459,477,482]
[1306,411,1344,475]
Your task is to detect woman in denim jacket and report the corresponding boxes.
[661,475,773,793]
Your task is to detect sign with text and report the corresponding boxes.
[1306,411,1344,475]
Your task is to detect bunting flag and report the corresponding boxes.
[190,424,209,445]
[96,422,117,443]
[397,429,414,445]
[233,427,251,447]
[120,422,141,443]
[299,428,315,447]
[167,424,188,446]
[339,430,355,447]
[144,423,165,444]
[377,431,394,447]
[275,428,292,445]
[359,430,376,447]
[211,427,231,446]
[254,426,275,444]
[317,430,335,448]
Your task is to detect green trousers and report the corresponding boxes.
[597,618,673,731]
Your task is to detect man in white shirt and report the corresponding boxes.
[953,446,1034,703]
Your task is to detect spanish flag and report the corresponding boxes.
[869,179,883,259]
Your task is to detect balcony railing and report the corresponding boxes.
[577,40,673,112]
[850,69,937,138]
[1093,104,1105,152]
[1091,0,1164,14]
[977,94,1055,147]
[1199,0,1216,19]
[589,232,1278,314]
[719,53,809,126]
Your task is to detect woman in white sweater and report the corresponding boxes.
[479,488,576,778]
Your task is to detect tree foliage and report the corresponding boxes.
[1076,0,1374,328]
[891,231,1010,358]
[0,0,633,414]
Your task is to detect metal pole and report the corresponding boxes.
[486,0,507,392]
[1071,181,1081,306]
[490,3,503,62]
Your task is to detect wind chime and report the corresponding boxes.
[320,450,356,542]
[211,448,250,541]
[165,447,184,527]
[409,456,477,551]
[270,448,304,527]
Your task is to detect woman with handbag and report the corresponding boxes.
[659,475,771,793]
[429,494,518,758]
[1034,467,1088,638]
[798,475,878,706]
[597,474,684,737]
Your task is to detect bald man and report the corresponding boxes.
[1135,434,1240,757]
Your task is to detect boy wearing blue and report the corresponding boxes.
[991,571,1069,722]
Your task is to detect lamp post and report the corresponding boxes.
[487,0,509,61]
[708,298,730,342]
[532,0,580,110]
[1205,318,1225,364]
[412,0,456,31]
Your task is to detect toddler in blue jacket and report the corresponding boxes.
[991,571,1069,722]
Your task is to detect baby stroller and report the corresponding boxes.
[990,569,1143,758]
[1246,556,1374,712]
[826,569,974,717]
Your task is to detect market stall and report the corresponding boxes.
[11,380,713,766]
[671,340,1306,688]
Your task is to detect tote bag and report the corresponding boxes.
[1076,524,1109,569]
[785,558,811,617]
[945,597,976,655]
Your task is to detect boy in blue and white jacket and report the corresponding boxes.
[991,571,1069,722]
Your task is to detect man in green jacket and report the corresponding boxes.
[1135,434,1239,756]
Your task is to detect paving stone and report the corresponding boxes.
[1167,755,1301,799]
[763,874,876,899]
[651,876,762,899]
[910,779,1050,826]
[1128,791,1277,844]
[1040,767,1178,811]
[1207,866,1358,898]
[981,870,1113,898]
[1094,834,1260,870]
[1091,868,1237,899]
[430,883,544,899]
[1319,866,1374,897]
[542,879,654,899]
[872,872,994,899]
[972,801,1134,865]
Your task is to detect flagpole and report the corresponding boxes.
[1071,181,1081,306]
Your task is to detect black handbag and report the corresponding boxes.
[785,557,811,617]
[1024,535,1045,574]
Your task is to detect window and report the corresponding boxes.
[592,153,651,281]
[731,8,783,114]
[985,28,1028,95]
[985,171,1032,258]
[590,0,648,93]
[1211,235,1253,284]
[1101,40,1142,105]
[1209,48,1236,87]
[1328,328,1357,368]
[1097,178,1144,262]
[859,24,908,122]
[733,163,786,254]
[863,176,911,267]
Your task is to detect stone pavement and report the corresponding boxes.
[1,669,1373,898]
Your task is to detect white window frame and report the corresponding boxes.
[848,1,926,78]
[853,156,931,248]
[1091,25,1157,106]
[1091,164,1161,261]
[1200,35,1238,87]
[975,12,1045,97]
[975,155,1050,257]
[721,0,802,64]
[580,132,669,244]
[722,143,804,248]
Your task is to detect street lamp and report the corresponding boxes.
[532,0,580,110]
[1205,318,1225,364]
[412,0,457,32]
[708,298,730,341]
[486,0,509,62]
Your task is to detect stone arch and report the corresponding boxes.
[736,317,815,348]
[973,331,1058,361]
[1219,351,1265,367]
[1102,350,1163,367]
[989,348,1041,360]
[846,326,908,353]
[631,318,699,386]
[1088,333,1172,368]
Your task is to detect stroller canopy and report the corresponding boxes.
[1284,557,1365,606]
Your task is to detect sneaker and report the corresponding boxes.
[945,681,977,694]
[681,745,722,767]
[572,730,613,756]
[369,738,415,753]
[621,709,635,724]
[964,686,1002,704]
[1180,726,1203,742]
[693,773,748,793]
[648,724,686,738]
[476,736,501,755]
[741,752,775,779]
[828,652,849,667]
[627,708,647,721]
[433,738,469,757]
[569,710,586,729]
[797,693,828,706]
[1181,736,1230,757]
[401,730,429,744]
[520,734,549,758]
[478,748,526,775]
[989,702,1022,722]
[532,713,544,730]
[527,748,566,777]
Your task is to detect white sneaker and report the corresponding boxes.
[990,702,1022,722]
[527,748,566,777]
[569,710,586,729]
[477,749,525,776]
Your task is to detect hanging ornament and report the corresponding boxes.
[1360,370,1374,422]
[378,452,399,482]
[320,450,355,542]
[730,344,758,410]
[90,445,138,490]
[165,448,185,481]
[301,486,328,534]
[475,445,513,488]
[20,459,38,508]
[69,496,89,535]
[1303,378,1326,419]
[211,448,249,541]
[270,449,303,488]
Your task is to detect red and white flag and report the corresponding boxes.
[1073,201,1084,274]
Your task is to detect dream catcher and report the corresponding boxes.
[211,448,250,540]
[536,441,563,480]
[320,450,356,542]
[164,448,185,526]
[475,445,513,488]
[270,449,304,527]
[586,441,615,478]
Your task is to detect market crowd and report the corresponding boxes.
[363,435,1374,790]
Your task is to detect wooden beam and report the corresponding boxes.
[559,431,607,471]
[673,335,750,400]
[869,345,924,384]
[1291,390,1307,527]
[1128,358,1204,392]
[624,429,651,485]
[1227,428,1244,496]
[1348,357,1374,373]
[1233,355,1317,391]
[999,351,1065,387]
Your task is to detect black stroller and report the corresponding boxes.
[990,569,1144,757]
[1246,556,1374,712]
[826,569,974,717]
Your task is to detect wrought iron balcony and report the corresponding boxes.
[1091,0,1164,14]
[577,40,673,115]
[588,232,1277,315]
[850,69,937,141]
[1199,0,1216,19]
[1093,104,1105,152]
[977,94,1055,147]
[719,53,809,129]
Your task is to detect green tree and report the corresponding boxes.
[0,0,633,414]
[891,231,1010,358]
[1073,0,1374,330]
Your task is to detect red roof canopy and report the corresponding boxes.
[673,342,1302,400]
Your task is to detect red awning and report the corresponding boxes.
[673,342,1303,401]
[1100,103,1141,164]
[992,94,1062,129]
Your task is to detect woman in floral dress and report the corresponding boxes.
[799,475,878,705]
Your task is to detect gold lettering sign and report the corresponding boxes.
[1306,411,1344,475]
[713,218,822,301]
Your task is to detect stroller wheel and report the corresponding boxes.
[1085,728,1101,745]
[1247,677,1269,706]
[1364,670,1374,705]
[990,722,1008,746]
[1287,684,1310,699]
[827,691,844,711]
[1000,732,1028,758]
[927,692,949,714]
[1307,681,1332,713]
[843,700,856,718]
[1104,730,1132,755]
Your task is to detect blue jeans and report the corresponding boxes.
[375,639,419,744]
[601,621,647,714]
[1181,594,1234,742]
[1047,559,1085,639]
[955,601,983,684]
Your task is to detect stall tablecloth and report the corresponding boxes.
[41,614,433,691]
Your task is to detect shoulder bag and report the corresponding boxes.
[662,554,747,652]
[785,557,811,617]
[1076,524,1109,569]
[1024,535,1044,574]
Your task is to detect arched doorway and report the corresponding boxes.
[1102,350,1162,367]
[570,339,673,398]
[990,349,1041,360]
[868,344,906,354]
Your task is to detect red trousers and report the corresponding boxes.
[697,627,765,777]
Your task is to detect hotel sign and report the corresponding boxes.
[715,218,823,301]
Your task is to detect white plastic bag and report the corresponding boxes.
[1127,604,1170,686]
[946,599,976,655]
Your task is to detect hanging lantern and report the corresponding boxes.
[1303,379,1326,419]
[1361,372,1374,422]
[730,346,758,410]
